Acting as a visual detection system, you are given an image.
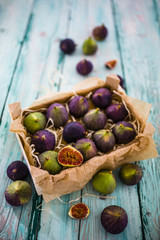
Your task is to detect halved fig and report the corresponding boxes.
[68,203,90,219]
[58,145,83,167]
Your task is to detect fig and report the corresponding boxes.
[58,145,83,167]
[63,122,86,143]
[5,180,32,206]
[31,129,56,154]
[69,95,89,118]
[75,138,97,161]
[119,163,143,185]
[92,170,116,195]
[60,38,76,54]
[93,24,108,41]
[39,151,62,175]
[68,203,90,219]
[82,37,97,55]
[106,103,128,123]
[7,161,29,181]
[24,112,46,134]
[93,129,115,153]
[105,60,117,69]
[112,121,136,144]
[101,205,128,234]
[83,108,107,131]
[46,103,69,128]
[92,88,112,109]
[76,59,93,76]
[117,74,125,89]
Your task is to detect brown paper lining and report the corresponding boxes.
[9,74,158,202]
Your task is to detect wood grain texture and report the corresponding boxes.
[113,0,160,239]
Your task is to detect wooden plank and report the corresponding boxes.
[113,0,160,239]
[0,0,35,117]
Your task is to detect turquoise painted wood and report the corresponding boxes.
[0,0,160,239]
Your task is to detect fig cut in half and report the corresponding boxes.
[58,145,83,167]
[68,203,90,219]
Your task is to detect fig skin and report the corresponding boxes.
[76,59,93,76]
[63,122,86,143]
[7,161,29,181]
[75,138,97,161]
[92,170,116,195]
[24,112,46,134]
[112,121,136,144]
[69,96,89,118]
[106,103,128,123]
[92,88,112,109]
[5,180,32,206]
[39,151,62,175]
[83,108,107,131]
[119,163,143,185]
[101,205,128,234]
[60,38,76,54]
[117,74,125,89]
[31,129,56,154]
[46,103,69,128]
[82,37,97,55]
[93,24,108,41]
[93,129,115,153]
[58,145,83,167]
[68,203,90,219]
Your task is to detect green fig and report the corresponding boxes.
[82,37,97,55]
[24,112,46,134]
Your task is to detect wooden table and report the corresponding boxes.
[0,0,160,239]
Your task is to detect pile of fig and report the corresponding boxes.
[22,86,138,176]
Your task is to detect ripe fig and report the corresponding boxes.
[46,103,69,128]
[60,38,76,54]
[24,112,46,134]
[68,203,90,219]
[63,122,86,143]
[119,163,143,185]
[5,180,32,206]
[69,96,89,118]
[39,151,62,175]
[92,170,116,195]
[101,205,128,234]
[112,121,136,144]
[93,129,115,153]
[92,88,112,109]
[83,108,107,131]
[31,129,56,154]
[93,24,108,41]
[117,74,125,89]
[82,37,97,55]
[58,145,83,167]
[76,59,93,76]
[75,138,97,161]
[7,161,29,181]
[106,103,128,123]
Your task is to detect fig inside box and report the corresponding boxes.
[9,74,158,203]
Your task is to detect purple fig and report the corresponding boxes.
[63,122,86,143]
[76,59,93,76]
[119,163,143,185]
[112,121,136,144]
[31,129,56,153]
[60,38,76,54]
[24,112,46,134]
[7,161,29,181]
[101,205,128,234]
[92,88,112,109]
[83,108,107,131]
[93,24,108,41]
[117,74,125,89]
[69,96,89,117]
[39,151,62,175]
[75,138,97,161]
[93,129,115,153]
[106,103,128,123]
[5,180,32,206]
[82,37,97,55]
[46,103,69,128]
